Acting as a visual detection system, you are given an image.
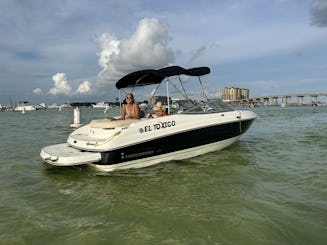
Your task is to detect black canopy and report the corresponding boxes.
[115,66,210,89]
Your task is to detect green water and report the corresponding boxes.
[0,106,326,244]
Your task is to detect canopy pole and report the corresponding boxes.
[198,76,208,101]
[178,76,188,100]
[166,79,170,115]
[119,90,122,116]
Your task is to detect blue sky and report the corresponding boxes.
[0,0,326,105]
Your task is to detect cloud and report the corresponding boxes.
[189,46,206,63]
[311,1,327,27]
[97,34,120,72]
[95,18,175,89]
[76,81,91,94]
[48,73,72,96]
[42,75,91,97]
[40,18,175,99]
[33,88,42,95]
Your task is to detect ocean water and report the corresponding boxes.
[0,106,326,244]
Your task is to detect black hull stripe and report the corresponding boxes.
[100,119,254,165]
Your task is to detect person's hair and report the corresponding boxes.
[126,93,134,103]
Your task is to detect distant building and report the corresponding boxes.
[220,87,249,101]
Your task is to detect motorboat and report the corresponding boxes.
[40,66,256,172]
[15,101,37,111]
[92,101,110,108]
[92,101,111,113]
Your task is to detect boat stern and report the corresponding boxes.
[40,143,101,166]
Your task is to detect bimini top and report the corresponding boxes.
[115,66,210,89]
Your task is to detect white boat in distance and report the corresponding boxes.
[40,66,256,172]
[15,101,36,111]
[92,102,110,108]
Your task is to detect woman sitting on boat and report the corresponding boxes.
[121,93,141,119]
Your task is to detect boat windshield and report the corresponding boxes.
[170,98,234,114]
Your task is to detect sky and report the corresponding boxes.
[0,0,326,105]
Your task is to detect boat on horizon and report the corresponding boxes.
[92,101,110,108]
[40,65,256,172]
[15,101,37,112]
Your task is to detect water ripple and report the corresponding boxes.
[0,107,327,244]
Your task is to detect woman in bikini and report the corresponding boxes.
[121,93,141,120]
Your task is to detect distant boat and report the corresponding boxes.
[48,103,61,109]
[15,101,36,112]
[57,103,72,111]
[60,103,71,108]
[4,98,22,112]
[9,98,14,109]
[35,103,47,110]
[6,98,19,112]
[92,102,110,108]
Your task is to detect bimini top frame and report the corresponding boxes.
[115,66,210,89]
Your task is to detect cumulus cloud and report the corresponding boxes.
[76,81,91,94]
[48,73,72,95]
[33,88,42,95]
[97,34,120,72]
[95,18,175,88]
[40,18,175,99]
[311,1,327,27]
[43,75,90,97]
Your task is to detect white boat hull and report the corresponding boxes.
[40,111,255,171]
[89,135,240,172]
[16,105,36,111]
[40,135,239,171]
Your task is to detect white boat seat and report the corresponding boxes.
[89,118,140,128]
